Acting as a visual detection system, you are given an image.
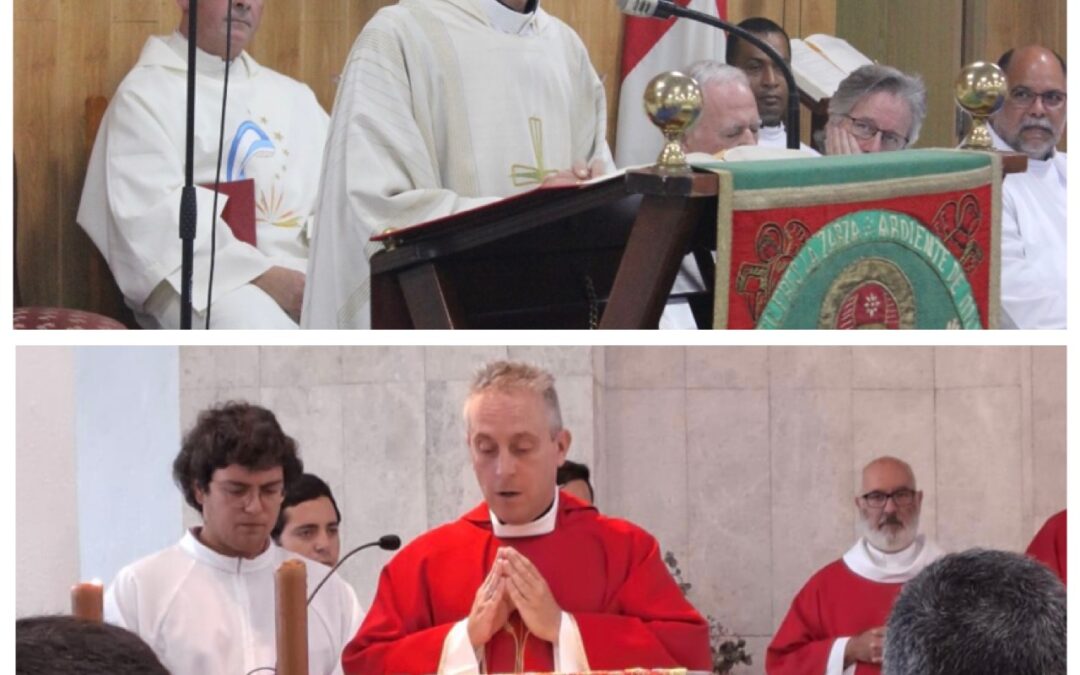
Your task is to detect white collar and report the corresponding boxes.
[489,487,558,538]
[759,123,786,141]
[179,528,277,573]
[166,31,253,80]
[476,0,538,35]
[842,534,943,583]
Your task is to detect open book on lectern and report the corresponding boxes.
[791,34,874,102]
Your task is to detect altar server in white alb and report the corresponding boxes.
[302,0,615,329]
[989,45,1067,329]
[766,457,943,675]
[78,0,328,329]
[725,17,818,154]
[104,402,361,675]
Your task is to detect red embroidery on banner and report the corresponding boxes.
[929,193,984,273]
[735,219,811,321]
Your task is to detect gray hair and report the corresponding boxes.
[884,549,1066,675]
[464,360,563,435]
[828,64,927,145]
[686,60,751,92]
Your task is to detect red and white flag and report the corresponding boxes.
[614,0,728,167]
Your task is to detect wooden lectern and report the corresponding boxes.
[371,151,1024,330]
[370,170,719,329]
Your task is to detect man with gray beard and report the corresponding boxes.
[989,45,1067,329]
[884,549,1066,675]
[766,457,943,675]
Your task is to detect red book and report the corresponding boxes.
[200,178,256,247]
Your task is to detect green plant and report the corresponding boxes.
[664,551,753,674]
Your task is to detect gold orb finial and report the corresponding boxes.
[955,61,1008,151]
[643,71,703,172]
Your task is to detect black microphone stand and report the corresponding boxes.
[655,1,801,150]
[178,3,199,329]
[307,536,401,605]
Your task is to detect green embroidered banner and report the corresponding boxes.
[699,150,1002,329]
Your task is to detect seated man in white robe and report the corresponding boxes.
[988,45,1067,329]
[104,402,361,675]
[302,0,615,328]
[884,549,1066,675]
[824,65,926,156]
[660,62,761,330]
[78,0,329,329]
[766,456,943,675]
[725,17,819,154]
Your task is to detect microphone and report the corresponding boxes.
[615,0,801,150]
[616,0,678,18]
[306,535,401,605]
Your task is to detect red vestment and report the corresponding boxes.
[1026,510,1066,585]
[342,492,712,673]
[766,560,903,675]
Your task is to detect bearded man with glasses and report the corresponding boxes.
[766,456,943,675]
[989,45,1067,329]
[103,402,361,675]
[824,65,927,155]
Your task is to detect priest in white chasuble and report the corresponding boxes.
[104,403,361,675]
[989,45,1067,330]
[766,457,943,675]
[78,0,329,329]
[302,0,615,329]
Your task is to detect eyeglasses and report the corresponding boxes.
[844,115,910,150]
[1007,87,1067,110]
[212,480,284,508]
[860,488,917,509]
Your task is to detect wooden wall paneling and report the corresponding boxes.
[837,0,964,149]
[14,0,58,21]
[251,0,305,81]
[157,2,181,35]
[14,2,61,307]
[798,0,836,37]
[56,0,113,313]
[726,0,786,24]
[544,0,624,148]
[782,0,800,34]
[963,0,1066,64]
[295,2,349,112]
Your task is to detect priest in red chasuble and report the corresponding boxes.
[1026,509,1066,585]
[766,457,943,675]
[343,360,712,674]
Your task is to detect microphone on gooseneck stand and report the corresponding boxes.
[306,535,402,606]
[614,0,802,150]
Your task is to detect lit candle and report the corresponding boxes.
[275,559,308,675]
[71,580,103,622]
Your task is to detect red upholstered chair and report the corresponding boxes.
[14,306,126,330]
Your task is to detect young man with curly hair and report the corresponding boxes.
[104,401,361,675]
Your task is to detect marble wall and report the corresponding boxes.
[179,345,1066,675]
